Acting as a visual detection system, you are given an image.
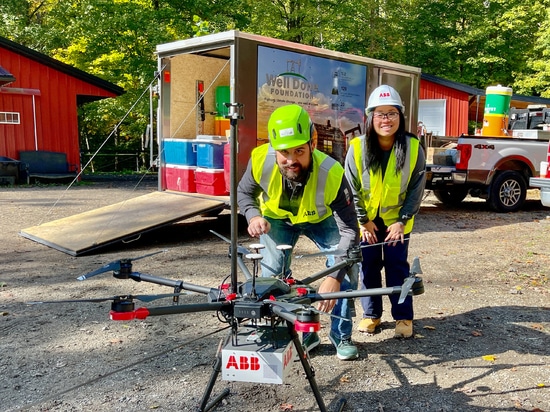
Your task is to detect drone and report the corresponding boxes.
[30,233,424,412]
[28,107,425,411]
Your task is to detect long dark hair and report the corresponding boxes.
[362,110,410,175]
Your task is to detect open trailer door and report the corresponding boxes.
[19,191,227,256]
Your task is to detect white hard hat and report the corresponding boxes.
[366,85,404,113]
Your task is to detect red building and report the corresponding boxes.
[0,36,124,168]
[420,73,550,137]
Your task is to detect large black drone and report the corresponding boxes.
[29,104,425,412]
[32,237,424,412]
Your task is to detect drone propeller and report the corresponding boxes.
[398,257,423,303]
[77,250,166,281]
[27,292,185,305]
[410,256,422,276]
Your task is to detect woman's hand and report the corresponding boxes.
[360,221,378,244]
[385,222,404,245]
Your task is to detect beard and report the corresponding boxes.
[278,162,307,182]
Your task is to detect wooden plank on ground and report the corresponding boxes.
[20,191,228,256]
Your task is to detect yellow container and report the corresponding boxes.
[481,85,513,137]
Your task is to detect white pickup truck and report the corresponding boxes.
[426,131,550,212]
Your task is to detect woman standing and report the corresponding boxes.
[345,85,426,338]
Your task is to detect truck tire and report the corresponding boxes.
[433,188,469,205]
[488,170,527,212]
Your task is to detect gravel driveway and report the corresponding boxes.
[1,179,549,412]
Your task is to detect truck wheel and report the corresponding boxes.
[433,188,468,205]
[488,170,527,212]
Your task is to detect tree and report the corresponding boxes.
[514,6,550,97]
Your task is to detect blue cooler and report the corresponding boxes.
[163,138,197,166]
[196,141,226,169]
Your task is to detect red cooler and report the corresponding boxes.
[164,164,196,192]
[195,168,227,195]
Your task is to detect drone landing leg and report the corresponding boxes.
[197,336,230,412]
[287,321,328,412]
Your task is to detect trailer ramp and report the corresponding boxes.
[20,191,228,256]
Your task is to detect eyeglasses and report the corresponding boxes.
[373,111,400,120]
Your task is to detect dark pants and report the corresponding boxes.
[359,218,413,320]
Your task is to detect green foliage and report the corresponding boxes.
[1,0,549,173]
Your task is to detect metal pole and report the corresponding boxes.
[227,103,242,294]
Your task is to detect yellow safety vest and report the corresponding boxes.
[349,136,419,233]
[251,144,343,224]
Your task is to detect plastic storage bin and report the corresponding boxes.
[196,141,226,169]
[195,168,227,195]
[163,138,197,166]
[164,164,196,192]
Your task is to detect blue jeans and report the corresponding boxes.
[359,218,413,321]
[259,216,358,340]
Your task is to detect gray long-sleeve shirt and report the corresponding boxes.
[237,151,359,281]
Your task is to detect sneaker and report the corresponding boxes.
[394,320,413,338]
[328,332,359,360]
[357,317,381,334]
[302,332,320,353]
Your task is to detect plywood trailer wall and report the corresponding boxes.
[169,53,230,139]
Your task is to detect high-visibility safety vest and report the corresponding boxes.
[251,144,343,224]
[349,136,419,233]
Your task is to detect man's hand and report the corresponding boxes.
[316,276,341,313]
[247,216,271,238]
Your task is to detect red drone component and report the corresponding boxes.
[285,278,296,285]
[109,307,150,321]
[225,293,237,301]
[295,320,321,333]
[296,287,308,296]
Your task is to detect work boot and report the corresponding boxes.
[394,320,413,338]
[328,332,359,360]
[357,317,381,334]
[302,332,320,353]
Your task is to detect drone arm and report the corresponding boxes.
[270,302,298,324]
[299,259,351,285]
[129,272,219,295]
[110,301,230,321]
[305,286,403,302]
[304,276,424,303]
[237,257,253,281]
[143,301,230,316]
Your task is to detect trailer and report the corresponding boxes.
[156,30,420,182]
[21,30,421,255]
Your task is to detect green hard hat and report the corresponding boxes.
[268,104,312,150]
